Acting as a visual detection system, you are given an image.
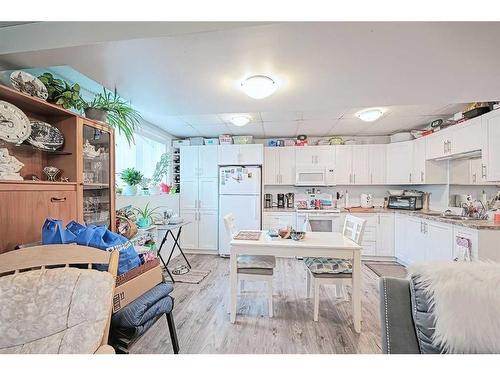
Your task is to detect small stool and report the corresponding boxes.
[110,283,179,354]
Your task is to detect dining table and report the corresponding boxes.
[229,231,363,332]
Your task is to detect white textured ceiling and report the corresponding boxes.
[0,22,498,138]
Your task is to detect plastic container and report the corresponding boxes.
[172,139,190,147]
[233,135,253,144]
[204,138,219,145]
[219,134,233,145]
[390,132,414,143]
[189,137,205,146]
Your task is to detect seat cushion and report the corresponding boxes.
[237,255,275,269]
[0,268,114,354]
[304,257,352,275]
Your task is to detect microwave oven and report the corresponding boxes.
[295,167,335,186]
[388,195,423,210]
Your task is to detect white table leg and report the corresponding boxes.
[229,250,238,323]
[352,250,362,333]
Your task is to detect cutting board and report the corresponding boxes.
[346,207,375,213]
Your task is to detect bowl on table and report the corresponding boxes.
[290,231,306,241]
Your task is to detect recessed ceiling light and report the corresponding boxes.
[356,108,385,122]
[231,115,251,127]
[241,75,277,99]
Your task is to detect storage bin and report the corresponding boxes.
[219,134,233,145]
[189,137,205,146]
[204,138,219,145]
[233,135,253,144]
[172,139,190,147]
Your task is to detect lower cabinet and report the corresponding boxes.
[180,209,218,251]
[349,213,395,258]
[262,212,296,230]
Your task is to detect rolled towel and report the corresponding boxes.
[112,283,174,329]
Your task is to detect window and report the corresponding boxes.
[115,131,170,185]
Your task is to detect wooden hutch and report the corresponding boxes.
[0,84,115,253]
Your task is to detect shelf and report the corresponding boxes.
[0,142,73,155]
[83,183,109,190]
[0,180,76,185]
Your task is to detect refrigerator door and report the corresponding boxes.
[218,194,261,255]
[220,166,261,195]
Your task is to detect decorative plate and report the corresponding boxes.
[27,120,64,151]
[0,100,31,144]
[10,70,49,100]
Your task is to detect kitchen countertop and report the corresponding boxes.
[263,207,500,230]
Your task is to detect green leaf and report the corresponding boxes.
[55,98,64,105]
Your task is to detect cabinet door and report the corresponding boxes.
[217,145,239,165]
[264,148,279,185]
[198,177,218,210]
[425,131,447,160]
[449,159,472,185]
[352,214,377,256]
[368,144,387,184]
[198,210,219,250]
[451,117,482,155]
[377,214,395,256]
[295,146,317,166]
[180,178,198,210]
[386,141,413,184]
[412,137,426,184]
[198,146,219,178]
[335,145,352,184]
[425,220,453,261]
[394,214,409,264]
[179,210,198,249]
[180,146,199,178]
[406,217,425,265]
[484,110,500,181]
[351,145,370,185]
[315,146,334,166]
[278,147,296,185]
[0,189,77,252]
[239,144,263,165]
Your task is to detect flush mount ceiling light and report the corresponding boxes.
[231,115,251,127]
[240,75,277,99]
[356,108,385,122]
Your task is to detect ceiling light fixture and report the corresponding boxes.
[231,115,251,127]
[356,108,385,122]
[241,75,277,99]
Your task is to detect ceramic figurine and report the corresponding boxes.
[0,148,24,181]
[83,139,101,158]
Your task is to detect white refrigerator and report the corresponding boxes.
[218,166,261,256]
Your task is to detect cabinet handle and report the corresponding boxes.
[472,173,476,184]
[349,174,352,184]
[353,174,356,184]
[198,199,201,208]
[482,164,487,179]
[420,221,423,233]
[448,141,452,154]
[50,197,66,203]
[443,141,447,154]
[421,171,424,182]
[370,174,373,184]
[409,173,412,183]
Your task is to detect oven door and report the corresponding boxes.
[295,168,327,186]
[298,214,340,232]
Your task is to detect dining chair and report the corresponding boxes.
[224,213,275,318]
[304,214,366,321]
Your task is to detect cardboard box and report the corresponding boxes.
[112,264,163,313]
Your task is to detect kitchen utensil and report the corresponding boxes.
[0,100,31,144]
[27,120,64,151]
[285,192,294,208]
[277,194,285,208]
[10,70,48,100]
[360,193,373,208]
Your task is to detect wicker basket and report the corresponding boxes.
[117,215,138,239]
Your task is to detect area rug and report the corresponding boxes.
[165,269,211,284]
[364,262,407,278]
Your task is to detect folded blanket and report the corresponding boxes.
[112,283,174,329]
[409,262,500,354]
[113,300,171,338]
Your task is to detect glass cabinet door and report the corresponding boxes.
[82,124,111,228]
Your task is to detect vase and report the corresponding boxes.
[85,108,108,122]
[137,217,151,228]
[122,185,137,196]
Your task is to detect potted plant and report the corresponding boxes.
[79,88,141,145]
[37,73,84,110]
[150,153,171,195]
[120,168,143,196]
[139,177,151,196]
[133,203,160,229]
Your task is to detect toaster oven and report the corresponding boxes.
[388,195,423,210]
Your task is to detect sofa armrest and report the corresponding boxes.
[379,277,420,354]
[95,345,115,354]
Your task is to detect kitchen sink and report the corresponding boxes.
[422,212,484,221]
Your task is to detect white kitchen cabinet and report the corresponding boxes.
[295,145,334,167]
[334,145,352,184]
[198,177,218,210]
[264,147,295,185]
[262,212,296,230]
[394,213,410,264]
[351,145,370,185]
[180,146,200,179]
[180,210,198,249]
[368,144,387,184]
[426,130,448,160]
[218,144,263,165]
[405,217,426,264]
[376,213,395,256]
[425,220,454,261]
[482,110,500,181]
[180,178,198,210]
[386,141,413,184]
[412,137,426,184]
[181,146,218,178]
[198,210,219,250]
[449,158,496,185]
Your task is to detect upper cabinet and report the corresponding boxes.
[367,144,387,185]
[264,147,296,185]
[386,141,413,184]
[180,146,218,178]
[482,110,500,181]
[218,144,263,165]
[295,145,334,167]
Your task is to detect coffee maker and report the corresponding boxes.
[285,193,294,208]
[264,194,273,208]
[277,194,285,208]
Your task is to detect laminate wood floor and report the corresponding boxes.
[129,254,383,354]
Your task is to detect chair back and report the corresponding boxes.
[342,214,366,245]
[224,213,238,238]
